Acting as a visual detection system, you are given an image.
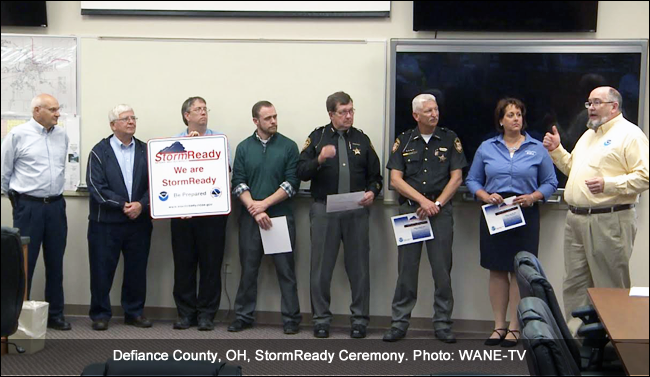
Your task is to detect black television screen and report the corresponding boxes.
[413,1,598,32]
[1,1,47,27]
[390,40,647,190]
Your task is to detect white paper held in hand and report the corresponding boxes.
[260,216,293,254]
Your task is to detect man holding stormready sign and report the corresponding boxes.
[148,96,230,332]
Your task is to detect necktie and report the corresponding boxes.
[337,131,350,193]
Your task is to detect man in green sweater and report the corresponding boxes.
[228,101,302,334]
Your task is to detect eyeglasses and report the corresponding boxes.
[335,108,355,117]
[189,107,210,114]
[584,100,615,108]
[114,116,138,122]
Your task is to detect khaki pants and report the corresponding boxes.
[562,208,637,327]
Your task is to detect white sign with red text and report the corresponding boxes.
[147,135,231,219]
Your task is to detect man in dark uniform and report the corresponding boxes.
[297,91,382,339]
[383,93,467,343]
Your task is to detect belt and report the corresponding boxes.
[569,204,634,215]
[18,193,63,204]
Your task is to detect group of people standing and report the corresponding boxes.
[1,87,647,346]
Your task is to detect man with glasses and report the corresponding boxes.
[228,101,302,335]
[86,104,153,331]
[383,93,467,343]
[1,94,71,330]
[170,96,230,331]
[543,86,649,333]
[297,91,382,339]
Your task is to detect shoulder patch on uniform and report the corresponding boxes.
[302,137,312,152]
[454,137,463,153]
[392,138,401,153]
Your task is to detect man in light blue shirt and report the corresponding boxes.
[1,94,71,330]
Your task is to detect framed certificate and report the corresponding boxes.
[147,135,231,219]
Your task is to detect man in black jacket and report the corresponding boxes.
[86,104,153,331]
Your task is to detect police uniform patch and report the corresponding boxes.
[302,137,311,152]
[454,137,463,153]
[392,138,401,153]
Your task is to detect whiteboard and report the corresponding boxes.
[79,37,387,189]
[1,33,81,191]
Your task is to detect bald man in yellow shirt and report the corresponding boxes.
[543,86,649,332]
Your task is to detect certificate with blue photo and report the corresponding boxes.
[391,213,434,246]
[481,196,526,235]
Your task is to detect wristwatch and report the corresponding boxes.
[435,201,442,208]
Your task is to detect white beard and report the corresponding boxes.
[586,115,609,131]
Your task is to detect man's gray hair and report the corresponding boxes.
[108,104,134,122]
[607,87,623,110]
[412,94,437,113]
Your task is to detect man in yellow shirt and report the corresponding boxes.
[543,86,649,331]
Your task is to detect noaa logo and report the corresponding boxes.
[491,226,496,231]
[159,191,169,201]
[211,188,222,198]
[604,139,612,146]
[399,237,404,242]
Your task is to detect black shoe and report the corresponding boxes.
[382,327,406,342]
[47,317,72,331]
[435,329,457,343]
[350,324,367,339]
[313,324,330,338]
[228,319,253,332]
[173,317,197,330]
[125,316,152,328]
[198,318,215,331]
[92,318,109,331]
[283,321,300,335]
[500,329,520,348]
[484,328,507,346]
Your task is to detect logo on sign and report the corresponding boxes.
[604,139,611,146]
[211,188,222,198]
[159,191,169,201]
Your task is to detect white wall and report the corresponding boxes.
[2,1,648,323]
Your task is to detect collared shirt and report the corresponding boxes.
[466,133,558,200]
[232,131,296,199]
[297,123,383,200]
[109,135,135,201]
[1,118,69,197]
[176,127,233,167]
[550,113,649,207]
[231,131,300,217]
[387,126,467,199]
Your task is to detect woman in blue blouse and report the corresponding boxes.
[466,98,557,347]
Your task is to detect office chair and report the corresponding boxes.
[518,297,581,376]
[81,359,242,376]
[1,226,26,353]
[514,251,615,371]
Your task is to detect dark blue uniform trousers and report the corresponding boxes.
[13,198,67,319]
[88,220,152,321]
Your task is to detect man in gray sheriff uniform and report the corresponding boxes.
[297,91,382,339]
[384,93,467,343]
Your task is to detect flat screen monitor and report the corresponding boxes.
[413,1,597,32]
[0,1,47,27]
[390,39,648,191]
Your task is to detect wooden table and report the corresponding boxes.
[588,288,649,376]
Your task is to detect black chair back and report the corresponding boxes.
[514,251,582,366]
[81,359,242,376]
[1,226,25,337]
[520,316,581,376]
